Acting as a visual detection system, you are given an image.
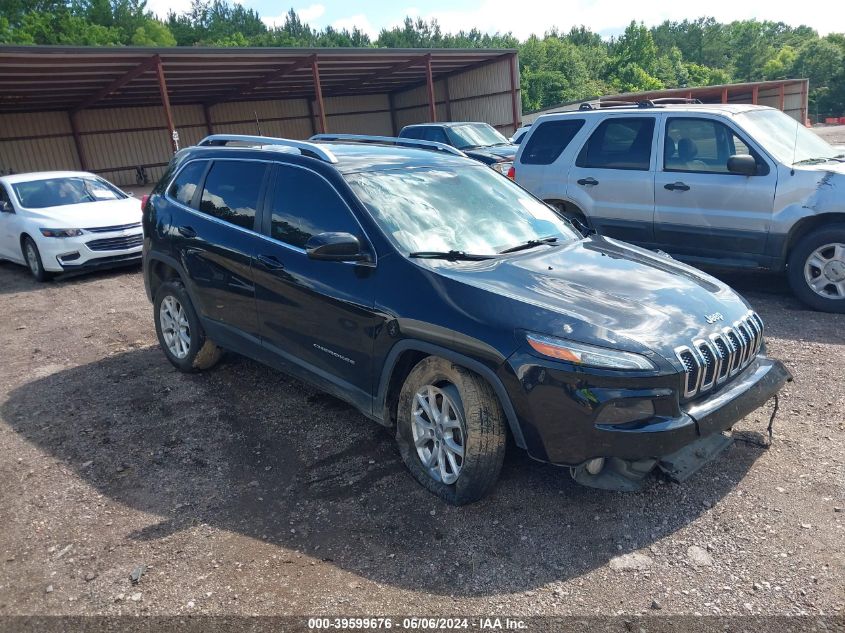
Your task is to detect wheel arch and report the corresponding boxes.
[783,213,845,263]
[145,252,190,303]
[376,340,526,449]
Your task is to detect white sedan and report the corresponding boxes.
[0,171,143,281]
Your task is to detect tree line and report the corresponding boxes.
[1,0,843,118]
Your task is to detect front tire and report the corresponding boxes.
[153,280,223,372]
[22,236,52,282]
[396,356,507,505]
[787,224,845,313]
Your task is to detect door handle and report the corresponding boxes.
[664,182,690,191]
[257,254,285,270]
[577,177,599,186]
[177,225,196,238]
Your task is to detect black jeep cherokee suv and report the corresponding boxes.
[142,133,790,505]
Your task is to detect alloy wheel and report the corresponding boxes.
[159,295,191,359]
[804,242,845,300]
[411,384,466,485]
[25,242,40,275]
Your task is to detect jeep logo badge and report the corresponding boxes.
[705,312,724,324]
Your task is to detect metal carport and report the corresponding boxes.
[0,46,521,185]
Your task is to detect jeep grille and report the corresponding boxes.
[674,311,764,400]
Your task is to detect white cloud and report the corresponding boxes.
[332,14,379,38]
[262,3,325,28]
[299,3,327,22]
[145,0,192,18]
[399,0,841,39]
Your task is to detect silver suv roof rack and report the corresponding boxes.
[197,134,338,164]
[309,134,467,157]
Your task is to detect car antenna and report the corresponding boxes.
[254,111,263,136]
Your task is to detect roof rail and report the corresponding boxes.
[651,97,703,104]
[579,97,704,111]
[309,134,468,157]
[196,134,338,164]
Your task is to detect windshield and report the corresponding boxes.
[344,165,580,256]
[447,123,510,149]
[12,176,125,209]
[737,109,840,165]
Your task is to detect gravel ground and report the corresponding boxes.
[0,261,842,622]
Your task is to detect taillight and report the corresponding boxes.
[506,165,515,180]
[141,194,149,210]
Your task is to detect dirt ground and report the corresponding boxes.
[0,260,842,622]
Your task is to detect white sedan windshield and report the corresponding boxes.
[345,165,579,256]
[737,109,841,165]
[12,177,125,209]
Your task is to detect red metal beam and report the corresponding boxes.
[209,55,316,105]
[509,53,520,131]
[751,85,759,104]
[425,54,436,122]
[72,56,157,112]
[721,87,728,104]
[312,57,327,134]
[155,55,178,153]
[68,111,88,171]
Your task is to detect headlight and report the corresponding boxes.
[40,228,83,238]
[491,161,513,175]
[526,332,655,370]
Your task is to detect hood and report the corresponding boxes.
[23,197,141,229]
[428,236,752,363]
[464,145,517,164]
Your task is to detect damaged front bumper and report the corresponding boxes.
[571,356,792,491]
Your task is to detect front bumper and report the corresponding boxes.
[39,230,143,273]
[502,352,791,466]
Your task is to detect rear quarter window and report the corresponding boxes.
[520,119,585,165]
[167,160,208,207]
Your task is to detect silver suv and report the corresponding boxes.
[513,103,845,312]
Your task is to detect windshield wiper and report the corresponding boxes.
[408,250,495,261]
[498,236,559,254]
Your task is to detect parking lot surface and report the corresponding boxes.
[0,262,842,617]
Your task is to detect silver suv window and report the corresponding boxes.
[664,118,757,174]
[576,117,655,171]
[520,119,585,165]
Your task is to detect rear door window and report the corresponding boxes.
[168,160,207,207]
[401,127,427,140]
[520,119,585,164]
[198,160,266,231]
[266,166,359,249]
[576,117,655,170]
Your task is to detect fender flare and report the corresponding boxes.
[144,251,201,307]
[376,339,526,449]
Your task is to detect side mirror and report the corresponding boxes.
[305,232,368,262]
[727,154,758,176]
[0,200,12,213]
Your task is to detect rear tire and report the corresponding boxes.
[22,236,52,282]
[396,356,507,505]
[787,224,845,313]
[153,280,223,372]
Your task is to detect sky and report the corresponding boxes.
[145,0,845,39]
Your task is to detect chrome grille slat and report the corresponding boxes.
[678,311,764,400]
[83,222,142,233]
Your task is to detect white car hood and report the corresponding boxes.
[24,197,141,229]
